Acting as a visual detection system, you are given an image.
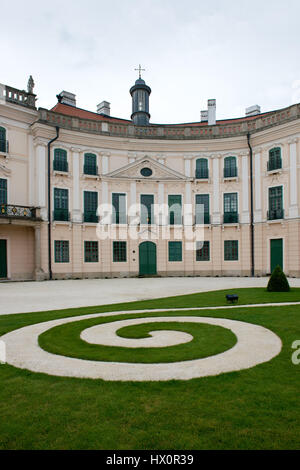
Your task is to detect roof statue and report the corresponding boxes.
[27,75,35,94]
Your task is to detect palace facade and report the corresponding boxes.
[0,76,299,281]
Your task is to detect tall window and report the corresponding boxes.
[112,193,127,224]
[84,153,97,175]
[53,149,68,172]
[268,148,282,171]
[196,241,210,261]
[268,186,283,220]
[195,194,210,224]
[84,191,98,223]
[84,241,99,262]
[224,156,237,178]
[224,240,238,261]
[140,194,154,224]
[113,241,127,262]
[195,158,209,179]
[0,179,7,205]
[53,188,69,221]
[224,193,238,223]
[54,240,69,263]
[168,241,182,261]
[0,127,7,153]
[168,195,182,225]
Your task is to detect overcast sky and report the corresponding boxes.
[1,0,300,123]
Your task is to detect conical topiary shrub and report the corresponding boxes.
[267,265,290,292]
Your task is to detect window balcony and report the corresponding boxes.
[267,209,284,220]
[84,164,98,176]
[223,212,239,224]
[53,209,70,221]
[223,168,237,178]
[267,159,282,172]
[83,212,99,223]
[53,160,68,172]
[195,213,210,225]
[195,169,209,179]
[0,139,9,154]
[0,204,38,220]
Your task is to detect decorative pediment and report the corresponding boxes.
[0,163,11,176]
[105,156,189,181]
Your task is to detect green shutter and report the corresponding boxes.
[270,239,283,272]
[0,127,6,153]
[0,179,7,205]
[168,195,182,225]
[141,194,154,224]
[224,193,238,223]
[84,191,98,222]
[195,159,209,179]
[139,241,157,275]
[54,149,68,172]
[169,241,182,261]
[54,188,69,221]
[268,148,282,171]
[268,186,283,219]
[84,153,97,175]
[112,193,127,224]
[224,156,237,177]
[195,194,210,224]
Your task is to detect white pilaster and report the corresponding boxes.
[184,182,192,226]
[254,151,262,222]
[102,152,110,174]
[28,135,35,206]
[72,148,81,222]
[289,139,298,218]
[241,154,250,223]
[212,155,221,223]
[158,183,165,225]
[184,157,191,177]
[36,143,47,220]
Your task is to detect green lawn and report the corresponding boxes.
[0,287,300,450]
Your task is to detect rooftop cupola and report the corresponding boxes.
[130,64,151,126]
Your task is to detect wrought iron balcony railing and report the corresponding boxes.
[195,169,209,179]
[53,209,70,221]
[83,164,98,176]
[267,159,282,172]
[53,159,68,172]
[0,204,37,219]
[195,213,210,225]
[268,209,284,220]
[0,139,8,153]
[223,212,239,224]
[224,167,238,178]
[83,212,99,223]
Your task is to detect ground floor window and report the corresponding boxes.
[54,240,69,263]
[196,241,210,261]
[224,240,238,261]
[168,241,182,261]
[84,241,99,263]
[113,241,127,262]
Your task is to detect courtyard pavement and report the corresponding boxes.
[1,276,300,315]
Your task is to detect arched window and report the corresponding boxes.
[224,156,237,178]
[84,153,97,175]
[268,147,282,171]
[195,158,209,179]
[0,127,7,153]
[53,148,68,172]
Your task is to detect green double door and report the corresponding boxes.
[0,239,7,278]
[270,239,283,273]
[139,241,157,276]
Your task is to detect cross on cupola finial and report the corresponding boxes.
[134,64,145,79]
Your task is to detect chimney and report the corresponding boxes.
[245,105,261,117]
[58,91,76,107]
[207,99,216,125]
[97,101,111,116]
[201,110,208,122]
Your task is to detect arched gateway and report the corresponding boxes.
[139,241,157,276]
